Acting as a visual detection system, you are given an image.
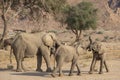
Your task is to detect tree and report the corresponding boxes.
[0,0,67,35]
[9,0,66,20]
[0,0,12,48]
[65,1,98,42]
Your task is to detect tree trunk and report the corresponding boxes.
[75,30,82,42]
[0,1,8,48]
[1,14,7,39]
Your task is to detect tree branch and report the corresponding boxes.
[71,29,77,35]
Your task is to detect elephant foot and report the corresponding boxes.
[89,71,93,74]
[51,73,56,77]
[59,73,64,77]
[16,69,24,72]
[106,70,109,72]
[36,68,43,72]
[46,68,52,72]
[77,72,81,76]
[99,71,103,74]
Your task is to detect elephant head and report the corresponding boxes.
[86,36,102,53]
[0,37,14,50]
[42,32,61,56]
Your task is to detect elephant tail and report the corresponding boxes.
[9,47,13,64]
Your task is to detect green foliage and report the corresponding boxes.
[39,0,68,21]
[65,1,98,31]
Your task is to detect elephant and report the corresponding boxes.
[86,36,109,74]
[11,31,58,72]
[0,37,13,50]
[3,38,14,50]
[51,43,82,77]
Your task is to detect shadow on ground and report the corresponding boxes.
[10,70,89,77]
[11,71,51,77]
[0,68,14,72]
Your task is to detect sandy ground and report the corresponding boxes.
[0,58,120,80]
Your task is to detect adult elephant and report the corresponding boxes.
[11,31,58,72]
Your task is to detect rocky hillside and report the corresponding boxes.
[0,0,120,32]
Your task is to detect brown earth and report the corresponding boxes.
[0,50,120,80]
[0,0,120,80]
[0,39,120,80]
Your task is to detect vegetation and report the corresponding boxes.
[0,1,98,47]
[64,1,98,41]
[10,0,67,20]
[0,0,67,47]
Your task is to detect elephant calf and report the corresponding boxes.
[51,44,81,77]
[87,37,109,74]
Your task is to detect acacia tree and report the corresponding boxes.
[65,2,97,42]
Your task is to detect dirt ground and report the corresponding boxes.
[0,0,120,79]
[0,32,120,80]
[0,54,120,80]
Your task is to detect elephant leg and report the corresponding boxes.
[89,57,96,74]
[21,58,28,71]
[104,60,109,72]
[14,51,24,72]
[16,59,24,72]
[51,65,59,77]
[99,58,104,74]
[59,66,64,77]
[51,56,64,77]
[21,61,25,71]
[43,54,52,72]
[41,47,52,72]
[36,54,43,72]
[93,59,97,71]
[76,63,81,75]
[69,59,77,76]
[13,45,25,72]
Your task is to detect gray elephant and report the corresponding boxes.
[11,31,58,72]
[51,43,82,77]
[86,36,109,74]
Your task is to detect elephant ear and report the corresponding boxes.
[42,33,56,48]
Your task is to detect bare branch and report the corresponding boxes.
[8,9,22,22]
[71,29,77,35]
[4,1,12,16]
